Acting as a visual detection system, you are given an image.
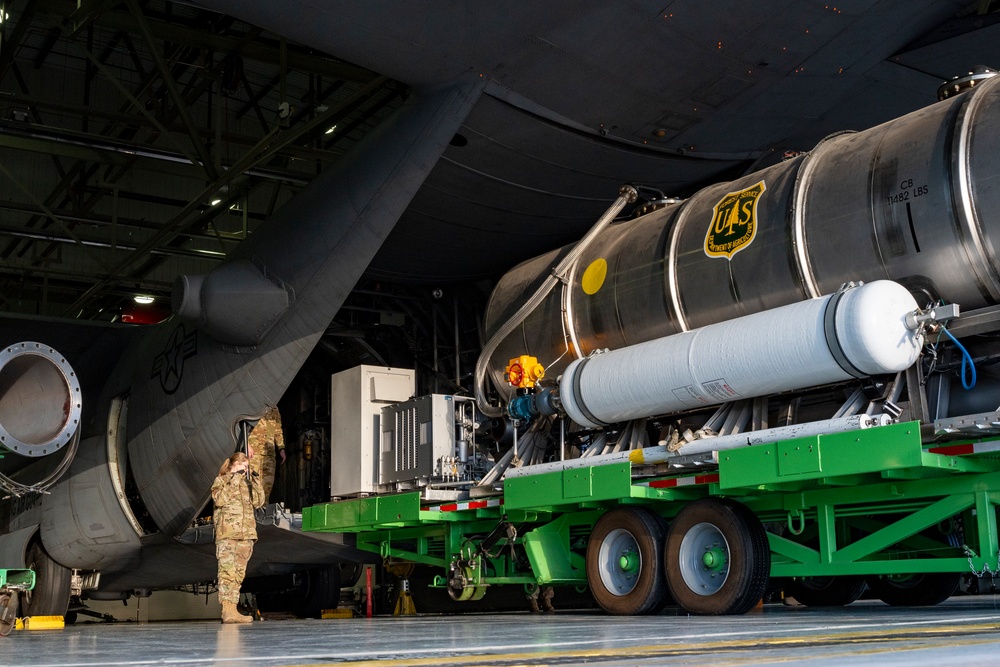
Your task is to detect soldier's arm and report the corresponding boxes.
[275,424,286,463]
[211,476,224,504]
[250,472,266,509]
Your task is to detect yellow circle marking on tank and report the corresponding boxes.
[581,258,608,295]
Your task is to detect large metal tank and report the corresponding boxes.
[481,75,1000,409]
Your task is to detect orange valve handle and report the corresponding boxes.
[507,362,524,387]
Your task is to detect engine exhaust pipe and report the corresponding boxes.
[0,342,82,496]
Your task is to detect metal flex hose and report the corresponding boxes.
[474,184,639,417]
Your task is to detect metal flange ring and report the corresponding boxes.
[0,341,83,457]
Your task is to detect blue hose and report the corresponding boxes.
[940,327,977,390]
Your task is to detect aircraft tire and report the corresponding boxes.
[293,565,342,618]
[22,541,71,618]
[866,572,961,606]
[784,576,866,606]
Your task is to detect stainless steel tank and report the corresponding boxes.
[482,74,1000,407]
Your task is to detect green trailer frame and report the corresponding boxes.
[303,421,1000,611]
[0,569,34,591]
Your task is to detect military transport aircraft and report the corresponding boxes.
[1,1,997,617]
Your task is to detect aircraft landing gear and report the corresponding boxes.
[22,541,71,618]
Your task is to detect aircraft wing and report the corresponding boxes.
[190,1,987,284]
[96,513,371,591]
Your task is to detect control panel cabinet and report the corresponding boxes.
[330,365,414,497]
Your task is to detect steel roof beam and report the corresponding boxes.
[0,264,172,294]
[0,220,227,259]
[0,199,248,242]
[8,11,256,279]
[6,61,69,183]
[63,74,392,317]
[0,0,38,82]
[238,69,274,133]
[124,0,217,180]
[0,162,111,266]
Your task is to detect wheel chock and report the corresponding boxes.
[15,616,65,631]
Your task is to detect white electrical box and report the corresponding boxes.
[330,365,414,497]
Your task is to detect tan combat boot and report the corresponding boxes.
[221,600,252,624]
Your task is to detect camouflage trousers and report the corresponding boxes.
[249,447,277,503]
[216,538,254,604]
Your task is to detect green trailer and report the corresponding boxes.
[1,568,35,636]
[303,420,1000,615]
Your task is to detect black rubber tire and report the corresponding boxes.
[866,572,961,607]
[0,593,17,636]
[785,576,866,607]
[664,498,770,615]
[21,541,71,617]
[293,565,343,618]
[586,506,669,615]
[646,512,674,614]
[339,562,365,588]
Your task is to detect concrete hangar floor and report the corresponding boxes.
[6,598,1000,667]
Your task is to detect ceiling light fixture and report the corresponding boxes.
[325,124,338,134]
[134,295,155,304]
[210,198,222,206]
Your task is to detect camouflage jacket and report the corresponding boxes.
[248,408,285,460]
[211,471,265,541]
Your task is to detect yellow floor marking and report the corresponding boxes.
[267,620,1000,667]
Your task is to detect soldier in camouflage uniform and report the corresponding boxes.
[212,451,265,624]
[248,406,285,504]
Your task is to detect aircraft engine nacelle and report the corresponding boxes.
[172,258,289,347]
[480,74,1000,414]
[0,342,82,495]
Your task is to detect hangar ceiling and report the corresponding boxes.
[3,1,999,393]
[0,0,406,321]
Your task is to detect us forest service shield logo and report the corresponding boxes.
[704,180,766,259]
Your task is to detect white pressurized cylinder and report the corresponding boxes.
[560,280,923,428]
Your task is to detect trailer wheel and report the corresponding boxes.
[664,498,770,615]
[785,576,866,607]
[586,507,668,615]
[446,565,487,602]
[0,591,17,637]
[21,541,71,618]
[866,572,960,606]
